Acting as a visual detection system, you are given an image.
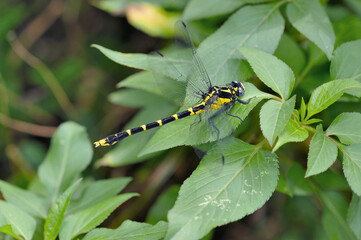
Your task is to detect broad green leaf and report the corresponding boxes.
[97,101,177,167]
[239,47,295,100]
[326,112,361,145]
[109,89,168,108]
[0,224,22,240]
[59,193,138,240]
[260,96,296,146]
[165,139,279,240]
[331,40,361,97]
[68,177,132,213]
[117,71,161,96]
[343,144,361,195]
[44,179,81,240]
[306,125,337,177]
[0,201,36,240]
[146,185,180,224]
[83,220,168,240]
[0,180,48,219]
[274,33,306,76]
[286,164,312,196]
[286,0,335,60]
[307,79,361,118]
[38,122,92,203]
[141,83,267,155]
[194,3,285,86]
[92,45,189,81]
[183,0,245,20]
[320,191,357,240]
[273,118,308,152]
[348,194,361,239]
[331,40,361,81]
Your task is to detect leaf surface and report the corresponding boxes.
[306,125,337,177]
[326,112,361,145]
[239,47,295,99]
[165,139,279,240]
[38,122,92,202]
[0,201,36,240]
[260,96,296,145]
[83,220,168,240]
[60,193,138,240]
[343,144,361,195]
[286,0,335,59]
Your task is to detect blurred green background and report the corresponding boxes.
[1,0,360,239]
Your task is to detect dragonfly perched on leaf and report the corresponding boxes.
[94,21,254,163]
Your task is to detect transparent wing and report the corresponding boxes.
[174,21,213,106]
[147,51,190,107]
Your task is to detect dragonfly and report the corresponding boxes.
[94,21,253,162]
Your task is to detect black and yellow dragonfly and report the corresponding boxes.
[94,21,252,160]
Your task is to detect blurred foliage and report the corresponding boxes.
[0,0,361,239]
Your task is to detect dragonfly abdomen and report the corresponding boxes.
[94,105,204,147]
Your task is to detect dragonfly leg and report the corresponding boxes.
[191,114,202,127]
[226,101,243,121]
[237,96,255,105]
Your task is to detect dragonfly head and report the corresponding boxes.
[232,81,245,97]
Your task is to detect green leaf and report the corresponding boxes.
[44,179,81,240]
[117,71,161,95]
[165,139,279,240]
[68,177,132,213]
[274,33,306,76]
[307,79,361,118]
[0,224,22,240]
[343,144,361,195]
[326,112,361,145]
[0,180,48,219]
[320,191,357,240]
[0,201,36,240]
[146,185,180,224]
[260,96,296,146]
[83,220,168,240]
[273,118,308,152]
[59,193,138,240]
[306,125,338,177]
[196,3,285,86]
[38,122,92,202]
[286,164,313,196]
[303,118,322,125]
[331,40,361,81]
[109,89,167,108]
[348,194,361,239]
[183,0,245,20]
[300,97,306,121]
[286,0,335,60]
[140,83,267,156]
[239,47,295,100]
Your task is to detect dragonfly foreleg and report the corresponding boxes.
[191,114,202,127]
[226,101,243,121]
[208,105,228,141]
[237,96,255,105]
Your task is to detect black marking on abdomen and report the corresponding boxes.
[162,116,176,124]
[130,126,144,135]
[146,121,160,130]
[177,110,192,119]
